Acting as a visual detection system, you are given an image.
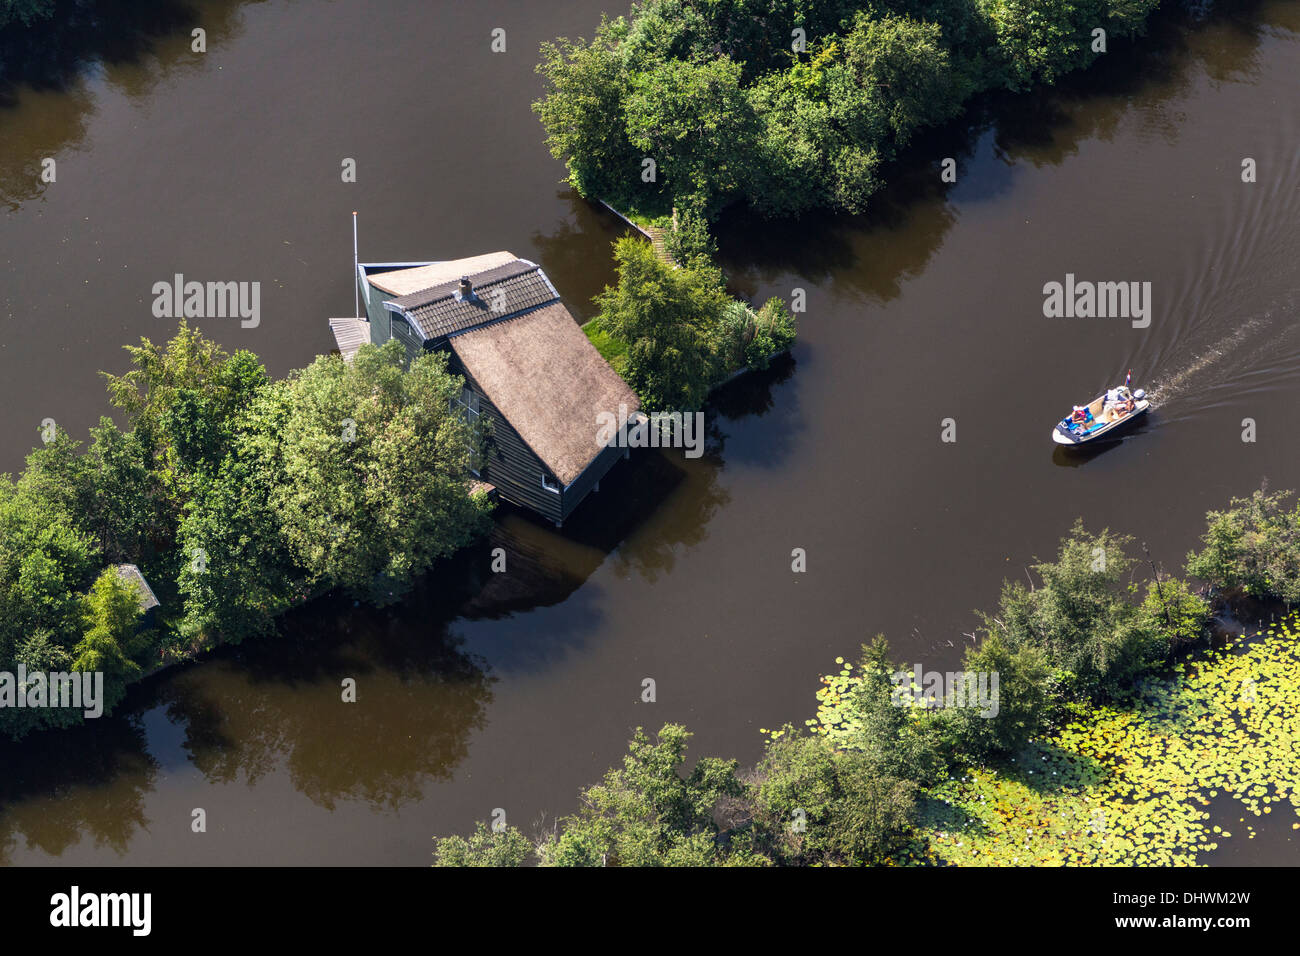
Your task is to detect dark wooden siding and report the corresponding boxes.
[561,440,624,522]
[390,313,423,364]
[364,281,393,345]
[442,351,563,524]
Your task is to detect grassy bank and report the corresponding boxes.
[581,236,797,414]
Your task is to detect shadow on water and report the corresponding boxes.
[476,373,790,600]
[1051,413,1155,468]
[0,715,156,864]
[713,0,1274,305]
[0,348,797,841]
[705,352,801,469]
[0,579,498,856]
[528,191,628,323]
[152,589,496,812]
[0,0,256,210]
[0,0,253,91]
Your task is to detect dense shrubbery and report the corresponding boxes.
[979,519,1201,702]
[589,237,797,413]
[1186,489,1300,605]
[536,0,1163,235]
[0,0,53,29]
[434,497,1300,866]
[0,324,491,738]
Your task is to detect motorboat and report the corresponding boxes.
[1053,382,1149,445]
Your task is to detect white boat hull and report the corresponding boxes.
[1053,393,1150,445]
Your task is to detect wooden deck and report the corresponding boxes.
[598,200,675,266]
[328,317,371,362]
[643,224,671,264]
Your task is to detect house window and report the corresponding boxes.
[452,387,483,476]
[541,473,561,494]
[453,386,480,421]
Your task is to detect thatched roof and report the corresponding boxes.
[328,317,371,362]
[367,251,518,297]
[450,302,640,486]
[391,260,557,341]
[113,564,160,611]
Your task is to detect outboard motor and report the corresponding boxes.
[1133,389,1146,401]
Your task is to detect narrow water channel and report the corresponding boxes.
[0,0,1297,864]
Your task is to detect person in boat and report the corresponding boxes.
[1103,387,1129,420]
[1071,405,1092,426]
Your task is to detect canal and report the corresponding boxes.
[0,0,1297,864]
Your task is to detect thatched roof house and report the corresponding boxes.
[333,252,639,526]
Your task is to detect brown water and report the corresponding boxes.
[1,0,1298,865]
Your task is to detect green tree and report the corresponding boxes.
[827,751,922,864]
[750,729,840,863]
[1133,576,1210,655]
[433,822,533,867]
[0,479,99,666]
[838,13,961,147]
[751,722,925,866]
[593,237,730,412]
[842,637,947,785]
[270,341,490,604]
[939,632,1053,757]
[974,0,1161,90]
[623,55,758,216]
[174,443,300,644]
[72,567,146,694]
[534,23,640,202]
[102,321,265,506]
[981,520,1159,699]
[13,628,70,672]
[15,427,93,528]
[1186,489,1300,605]
[80,419,165,566]
[0,0,55,29]
[746,67,873,216]
[745,14,957,217]
[538,724,747,866]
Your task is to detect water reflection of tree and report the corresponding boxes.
[0,347,798,834]
[976,1,1272,166]
[704,352,800,469]
[0,0,255,210]
[715,0,1275,303]
[151,586,495,813]
[527,191,626,323]
[0,717,155,863]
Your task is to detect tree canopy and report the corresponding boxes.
[0,324,493,738]
[534,0,1165,235]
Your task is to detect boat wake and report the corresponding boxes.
[1144,316,1266,406]
[1139,290,1300,421]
